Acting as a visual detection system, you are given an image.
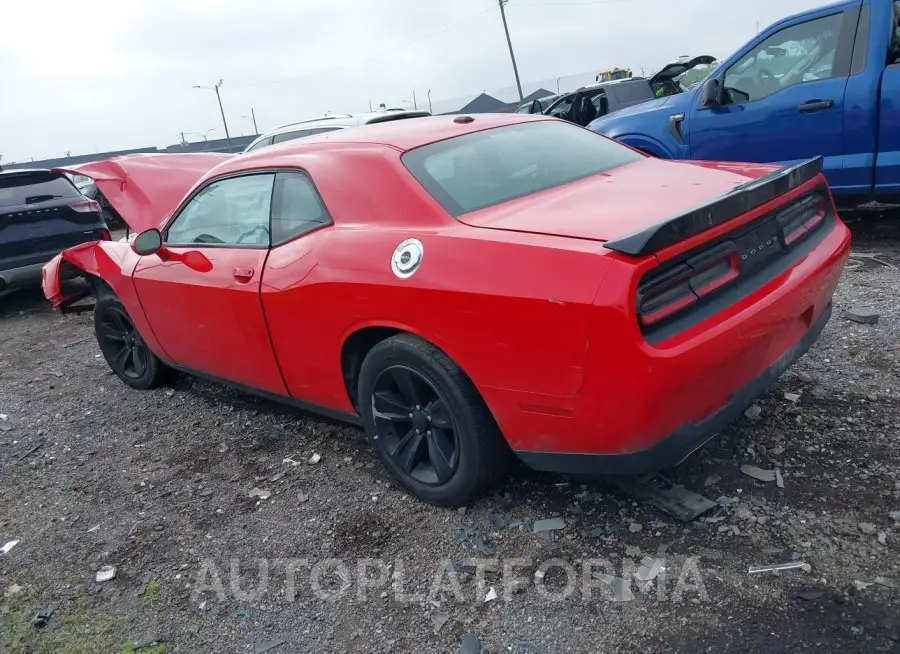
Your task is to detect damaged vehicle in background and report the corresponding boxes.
[516,56,716,126]
[43,115,849,506]
[0,168,109,296]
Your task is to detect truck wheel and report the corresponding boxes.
[94,293,168,390]
[358,334,509,506]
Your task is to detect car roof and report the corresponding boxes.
[0,168,53,177]
[243,110,432,152]
[232,114,552,168]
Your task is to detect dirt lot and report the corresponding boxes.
[1,216,899,654]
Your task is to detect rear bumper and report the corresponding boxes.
[0,261,48,290]
[516,301,831,475]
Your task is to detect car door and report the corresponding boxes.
[690,9,855,179]
[132,172,288,395]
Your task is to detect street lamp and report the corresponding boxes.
[192,80,233,152]
[241,109,258,135]
[427,89,432,114]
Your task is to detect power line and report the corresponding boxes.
[231,4,496,89]
[515,0,631,6]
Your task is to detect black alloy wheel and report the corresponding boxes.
[371,366,459,485]
[97,306,148,380]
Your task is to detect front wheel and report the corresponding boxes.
[358,334,509,506]
[94,293,168,390]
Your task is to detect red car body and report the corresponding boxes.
[43,114,850,486]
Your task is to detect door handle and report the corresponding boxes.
[233,266,255,282]
[797,100,834,112]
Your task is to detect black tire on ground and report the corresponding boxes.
[358,333,509,506]
[93,292,169,390]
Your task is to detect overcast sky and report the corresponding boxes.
[1,0,828,162]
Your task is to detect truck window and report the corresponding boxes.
[892,1,900,64]
[723,13,844,103]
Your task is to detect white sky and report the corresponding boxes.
[1,0,828,162]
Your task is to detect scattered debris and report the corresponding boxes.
[855,580,873,591]
[740,465,777,483]
[87,525,100,533]
[31,603,55,628]
[748,561,810,574]
[1,540,19,555]
[744,404,762,421]
[0,414,7,420]
[859,522,877,536]
[611,475,718,522]
[874,577,899,590]
[488,512,509,531]
[15,437,46,462]
[769,446,785,456]
[459,633,484,654]
[847,251,898,270]
[431,613,450,634]
[532,517,566,533]
[594,572,634,602]
[704,474,721,488]
[236,608,247,617]
[878,532,887,545]
[254,638,287,653]
[218,443,228,453]
[297,491,309,503]
[484,586,498,602]
[784,392,801,403]
[136,572,152,597]
[96,565,117,582]
[4,584,23,599]
[198,600,207,611]
[775,468,784,489]
[845,306,879,325]
[198,488,214,497]
[796,589,826,601]
[629,522,643,534]
[307,453,322,465]
[633,556,665,582]
[890,511,900,522]
[282,457,301,467]
[249,488,272,500]
[475,533,494,555]
[164,389,175,398]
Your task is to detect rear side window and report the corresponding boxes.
[0,173,80,208]
[272,129,311,144]
[402,121,642,217]
[270,172,332,244]
[611,83,654,104]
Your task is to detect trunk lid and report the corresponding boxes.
[456,157,781,244]
[52,153,233,233]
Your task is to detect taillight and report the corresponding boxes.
[70,199,101,213]
[637,243,740,327]
[777,195,823,246]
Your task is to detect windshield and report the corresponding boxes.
[402,121,642,217]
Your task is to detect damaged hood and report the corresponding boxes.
[53,153,232,233]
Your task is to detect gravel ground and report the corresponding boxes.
[1,216,899,654]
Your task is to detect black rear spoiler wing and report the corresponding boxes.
[603,156,824,257]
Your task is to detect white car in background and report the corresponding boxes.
[243,109,431,153]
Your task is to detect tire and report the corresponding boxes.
[358,333,509,506]
[93,292,168,390]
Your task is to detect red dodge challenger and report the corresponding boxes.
[42,114,850,506]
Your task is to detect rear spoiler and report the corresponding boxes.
[603,156,823,257]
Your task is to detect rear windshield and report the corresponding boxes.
[402,121,642,216]
[0,173,80,208]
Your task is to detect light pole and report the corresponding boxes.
[497,0,524,102]
[427,89,432,114]
[241,109,259,135]
[193,80,233,152]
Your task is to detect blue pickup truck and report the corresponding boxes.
[589,0,900,204]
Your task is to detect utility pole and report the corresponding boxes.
[412,90,417,110]
[250,108,258,134]
[498,0,524,102]
[193,80,232,152]
[427,89,433,114]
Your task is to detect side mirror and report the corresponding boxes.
[132,229,162,256]
[698,78,721,108]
